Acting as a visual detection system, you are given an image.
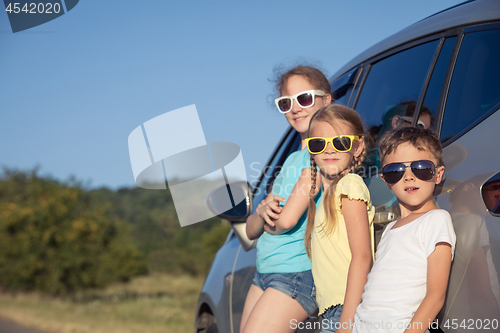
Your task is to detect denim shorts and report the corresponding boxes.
[252,270,317,317]
[319,304,343,333]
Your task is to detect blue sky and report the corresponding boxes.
[0,0,464,190]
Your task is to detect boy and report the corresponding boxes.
[352,127,456,333]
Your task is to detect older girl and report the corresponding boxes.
[241,66,331,333]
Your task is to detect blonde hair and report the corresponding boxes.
[305,104,368,257]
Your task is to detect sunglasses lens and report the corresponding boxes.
[332,136,352,152]
[277,98,292,112]
[484,182,500,191]
[411,160,435,181]
[308,138,326,154]
[296,92,314,108]
[382,160,436,184]
[382,163,405,184]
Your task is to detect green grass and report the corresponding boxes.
[0,273,203,333]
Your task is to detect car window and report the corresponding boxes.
[420,37,457,131]
[440,29,500,143]
[353,40,440,174]
[331,66,361,106]
[252,129,301,210]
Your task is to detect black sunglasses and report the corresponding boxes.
[382,160,437,184]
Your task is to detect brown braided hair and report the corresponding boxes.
[305,104,368,258]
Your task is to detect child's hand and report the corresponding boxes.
[256,196,285,227]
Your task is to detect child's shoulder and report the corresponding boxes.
[335,173,370,203]
[418,209,456,259]
[337,173,368,193]
[420,209,452,222]
[285,147,305,160]
[417,209,454,236]
[282,148,309,168]
[338,173,364,185]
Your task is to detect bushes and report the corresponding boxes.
[0,168,231,294]
[93,186,231,277]
[0,169,148,295]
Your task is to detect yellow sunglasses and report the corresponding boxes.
[305,135,359,154]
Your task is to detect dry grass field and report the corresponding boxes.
[0,273,203,333]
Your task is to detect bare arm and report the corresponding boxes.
[245,191,277,240]
[403,242,452,333]
[263,168,320,235]
[337,197,372,333]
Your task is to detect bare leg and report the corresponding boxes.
[241,287,309,333]
[240,285,265,333]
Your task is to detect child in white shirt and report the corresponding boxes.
[353,127,456,333]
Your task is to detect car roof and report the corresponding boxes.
[331,0,500,80]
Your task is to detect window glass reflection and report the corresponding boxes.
[353,40,439,175]
[421,37,457,131]
[441,29,500,142]
[482,173,500,215]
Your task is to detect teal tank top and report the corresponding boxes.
[256,148,321,273]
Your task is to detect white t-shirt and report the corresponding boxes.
[353,209,456,333]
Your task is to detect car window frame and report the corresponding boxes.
[347,37,444,179]
[346,23,500,146]
[351,35,451,119]
[330,65,363,106]
[438,23,500,146]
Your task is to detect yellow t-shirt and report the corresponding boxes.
[311,173,375,315]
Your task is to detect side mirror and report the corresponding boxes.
[206,181,252,222]
[482,173,500,217]
[207,182,255,251]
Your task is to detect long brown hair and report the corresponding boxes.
[275,65,331,97]
[305,104,368,257]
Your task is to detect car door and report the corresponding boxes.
[339,23,500,332]
[432,25,500,332]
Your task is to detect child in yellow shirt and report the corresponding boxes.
[304,105,375,333]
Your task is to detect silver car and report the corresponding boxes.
[196,1,500,332]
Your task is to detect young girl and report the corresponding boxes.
[241,66,331,333]
[305,105,374,333]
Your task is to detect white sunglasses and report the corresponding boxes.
[275,90,326,114]
[401,116,426,129]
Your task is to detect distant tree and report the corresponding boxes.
[0,168,147,295]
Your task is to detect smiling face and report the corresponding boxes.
[309,120,364,183]
[281,75,331,139]
[382,142,444,214]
